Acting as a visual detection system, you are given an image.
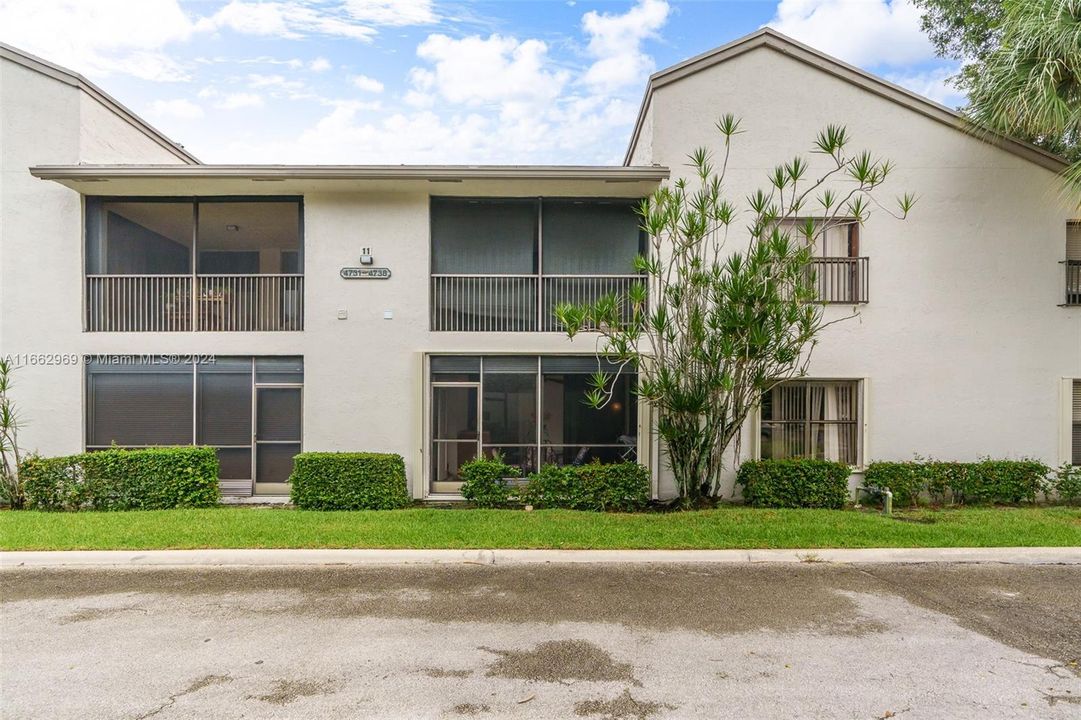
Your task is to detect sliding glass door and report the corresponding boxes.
[428,355,638,495]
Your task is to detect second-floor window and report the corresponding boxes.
[430,197,645,332]
[84,197,303,332]
[779,219,868,304]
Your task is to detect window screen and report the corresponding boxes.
[197,359,252,446]
[431,198,537,274]
[86,358,194,446]
[85,200,193,275]
[541,200,643,274]
[429,355,638,489]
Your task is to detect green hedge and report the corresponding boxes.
[459,456,520,508]
[735,459,851,509]
[520,462,650,512]
[864,459,1050,506]
[20,447,219,511]
[1051,463,1081,505]
[290,452,410,510]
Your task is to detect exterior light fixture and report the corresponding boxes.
[226,224,240,232]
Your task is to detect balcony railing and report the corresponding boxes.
[541,275,643,331]
[85,274,304,332]
[810,257,869,304]
[1065,261,1081,306]
[431,274,642,332]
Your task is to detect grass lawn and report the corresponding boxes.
[1,505,1079,551]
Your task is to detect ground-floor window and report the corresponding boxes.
[429,355,637,492]
[1072,380,1081,465]
[759,379,861,466]
[86,356,302,495]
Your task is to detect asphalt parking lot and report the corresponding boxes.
[2,562,1079,719]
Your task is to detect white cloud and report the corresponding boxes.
[197,0,437,43]
[309,57,332,72]
[351,74,385,93]
[0,0,194,81]
[887,65,966,107]
[198,1,376,41]
[149,98,204,121]
[246,73,305,92]
[413,34,569,109]
[343,0,436,26]
[218,92,265,110]
[768,0,934,67]
[581,0,670,92]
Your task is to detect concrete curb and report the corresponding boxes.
[2,547,1080,568]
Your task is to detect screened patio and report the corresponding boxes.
[84,198,303,332]
[430,198,646,332]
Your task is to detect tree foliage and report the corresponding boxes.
[0,359,26,509]
[915,0,1081,167]
[556,118,913,504]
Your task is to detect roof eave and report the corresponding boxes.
[28,164,672,182]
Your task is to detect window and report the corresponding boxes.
[430,198,646,332]
[86,356,303,495]
[1067,223,1081,306]
[428,356,638,493]
[759,380,861,466]
[1072,380,1081,466]
[777,219,867,304]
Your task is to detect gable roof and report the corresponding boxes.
[623,27,1066,172]
[0,42,199,165]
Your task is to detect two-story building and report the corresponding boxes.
[2,30,1079,501]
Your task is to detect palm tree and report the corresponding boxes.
[966,0,1081,186]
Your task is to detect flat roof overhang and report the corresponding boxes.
[29,164,670,196]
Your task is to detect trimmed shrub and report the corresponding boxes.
[1050,463,1081,505]
[864,458,1051,506]
[290,452,410,510]
[520,462,650,512]
[858,461,925,507]
[20,447,219,511]
[459,456,520,508]
[735,459,850,509]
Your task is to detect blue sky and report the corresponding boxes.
[0,1,962,164]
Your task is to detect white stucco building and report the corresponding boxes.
[2,30,1079,500]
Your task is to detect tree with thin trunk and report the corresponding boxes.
[0,359,26,508]
[556,117,914,505]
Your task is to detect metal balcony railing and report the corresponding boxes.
[541,275,643,331]
[431,274,643,332]
[1065,261,1081,306]
[85,274,304,332]
[810,257,869,304]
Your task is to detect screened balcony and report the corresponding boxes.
[84,198,303,332]
[430,198,644,332]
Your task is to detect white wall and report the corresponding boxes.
[636,46,1081,497]
[0,58,190,458]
